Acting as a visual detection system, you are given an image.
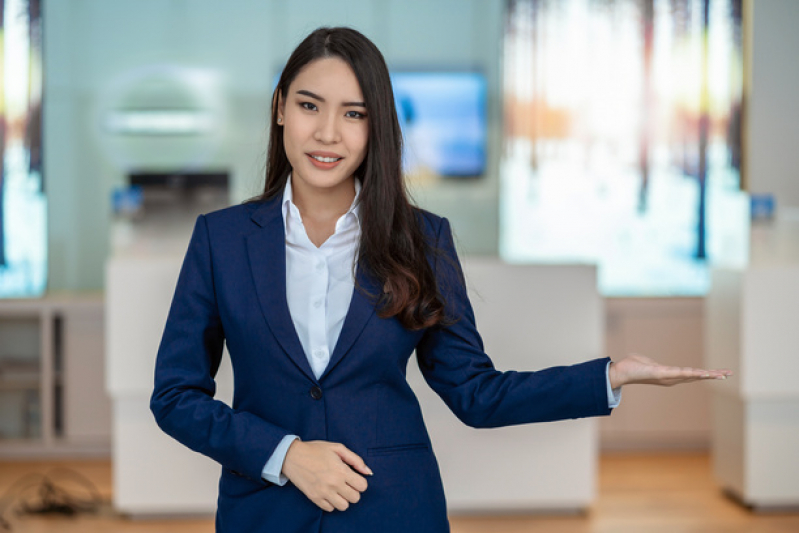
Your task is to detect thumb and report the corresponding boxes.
[334,445,373,476]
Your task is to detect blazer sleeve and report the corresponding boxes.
[150,215,288,483]
[415,217,612,429]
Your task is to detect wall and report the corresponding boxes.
[600,298,710,450]
[44,0,503,292]
[41,0,799,453]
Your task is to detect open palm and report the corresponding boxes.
[609,354,732,389]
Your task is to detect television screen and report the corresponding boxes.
[391,72,487,177]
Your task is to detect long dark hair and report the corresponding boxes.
[257,27,447,331]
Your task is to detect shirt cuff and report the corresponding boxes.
[605,361,622,409]
[262,434,299,486]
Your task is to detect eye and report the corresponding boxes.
[300,101,317,111]
[345,110,366,119]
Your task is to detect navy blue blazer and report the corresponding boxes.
[150,196,612,532]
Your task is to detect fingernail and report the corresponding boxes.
[365,467,373,476]
[716,375,727,380]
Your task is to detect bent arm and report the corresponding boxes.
[415,217,612,429]
[150,215,290,482]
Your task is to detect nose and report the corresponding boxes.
[314,111,341,144]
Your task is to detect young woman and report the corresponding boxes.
[150,26,731,533]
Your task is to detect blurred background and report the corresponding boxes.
[1,0,798,529]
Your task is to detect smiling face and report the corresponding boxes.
[277,57,369,201]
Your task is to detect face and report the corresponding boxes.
[278,57,369,198]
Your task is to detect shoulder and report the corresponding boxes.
[203,201,261,225]
[203,198,279,230]
[196,198,281,247]
[412,207,448,240]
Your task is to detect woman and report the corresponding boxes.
[150,26,730,533]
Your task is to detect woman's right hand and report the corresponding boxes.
[281,440,372,512]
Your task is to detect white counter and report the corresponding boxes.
[106,256,235,514]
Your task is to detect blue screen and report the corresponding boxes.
[391,72,487,177]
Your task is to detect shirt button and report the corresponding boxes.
[313,348,326,358]
[310,386,323,400]
[316,261,325,271]
[313,299,323,308]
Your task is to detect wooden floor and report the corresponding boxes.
[1,453,797,532]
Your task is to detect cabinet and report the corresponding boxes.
[0,295,110,456]
[706,214,799,508]
[706,267,799,509]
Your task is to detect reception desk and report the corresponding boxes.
[106,256,603,515]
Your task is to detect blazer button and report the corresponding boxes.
[310,386,323,400]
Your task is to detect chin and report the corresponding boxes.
[301,171,355,190]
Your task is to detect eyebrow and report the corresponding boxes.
[295,89,366,108]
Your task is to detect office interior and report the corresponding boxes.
[0,0,798,531]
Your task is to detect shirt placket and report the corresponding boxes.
[308,251,330,379]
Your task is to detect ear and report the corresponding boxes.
[276,91,286,124]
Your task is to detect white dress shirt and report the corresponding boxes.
[261,175,621,485]
[283,176,361,380]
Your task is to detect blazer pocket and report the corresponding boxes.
[367,443,430,457]
[226,468,252,480]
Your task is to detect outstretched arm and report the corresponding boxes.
[608,354,732,389]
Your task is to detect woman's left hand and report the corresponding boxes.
[608,354,733,389]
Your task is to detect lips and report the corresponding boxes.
[307,151,343,169]
[310,154,341,163]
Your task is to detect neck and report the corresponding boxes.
[290,175,356,224]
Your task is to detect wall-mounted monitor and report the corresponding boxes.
[391,72,487,178]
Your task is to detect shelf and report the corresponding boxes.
[0,295,109,457]
[0,357,41,387]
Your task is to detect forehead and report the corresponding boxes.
[289,57,364,99]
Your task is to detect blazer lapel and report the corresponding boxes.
[246,198,317,383]
[321,264,381,380]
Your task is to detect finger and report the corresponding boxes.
[328,494,350,512]
[669,366,710,378]
[676,370,714,381]
[339,483,362,504]
[664,367,729,384]
[708,368,733,376]
[334,445,373,477]
[690,368,731,379]
[318,499,335,513]
[346,470,368,493]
